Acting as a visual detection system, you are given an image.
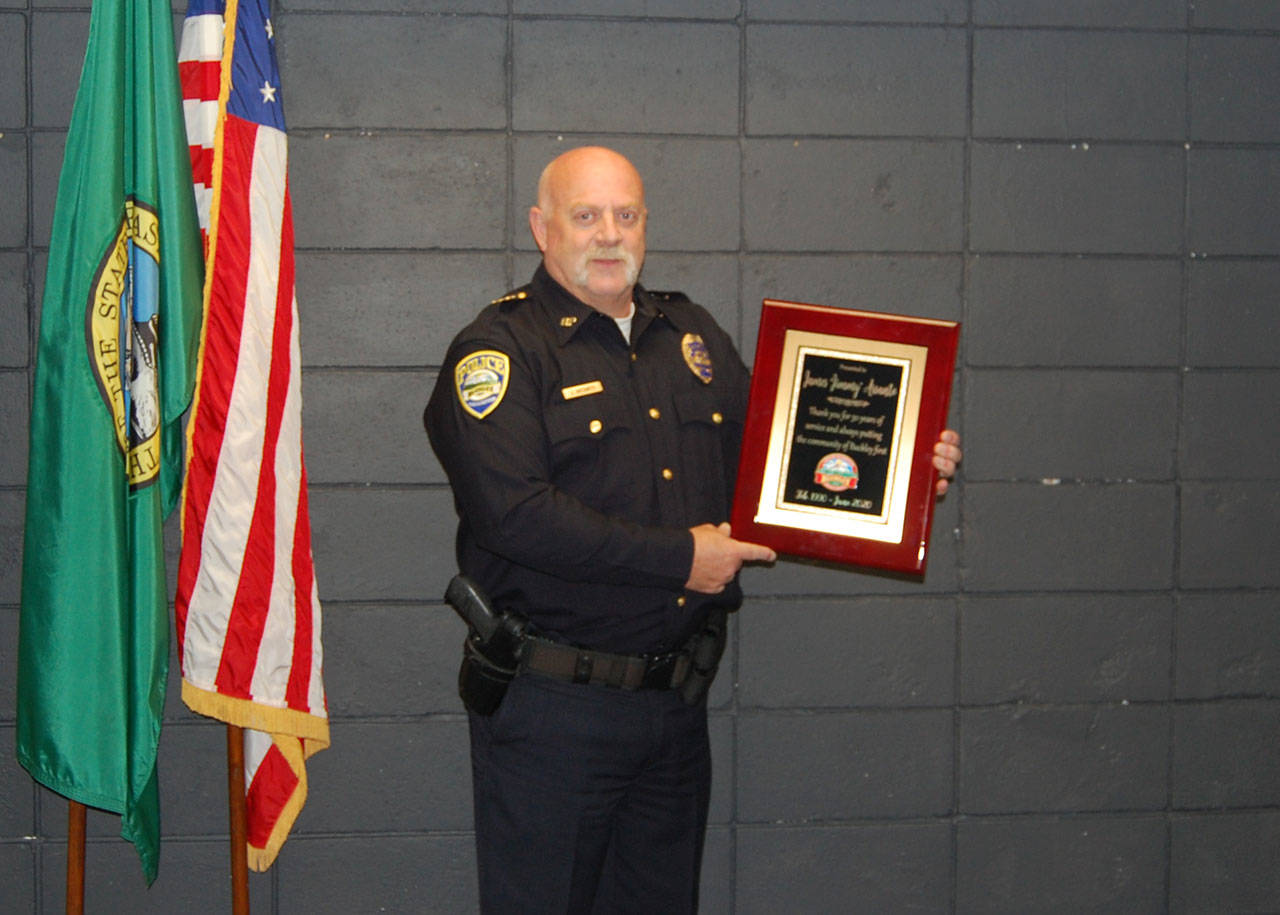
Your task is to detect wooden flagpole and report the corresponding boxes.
[67,800,86,914]
[226,724,250,915]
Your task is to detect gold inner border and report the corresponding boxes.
[755,328,928,545]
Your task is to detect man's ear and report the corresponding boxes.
[529,206,548,253]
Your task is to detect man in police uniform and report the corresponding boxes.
[425,146,962,913]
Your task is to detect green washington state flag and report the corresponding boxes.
[16,0,203,883]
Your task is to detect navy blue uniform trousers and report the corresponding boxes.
[468,672,711,913]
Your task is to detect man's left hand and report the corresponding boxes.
[933,429,962,496]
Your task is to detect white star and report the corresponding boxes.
[265,18,274,40]
[259,81,277,103]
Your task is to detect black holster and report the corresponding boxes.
[458,635,518,716]
[678,607,729,706]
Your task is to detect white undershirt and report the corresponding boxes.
[612,302,636,343]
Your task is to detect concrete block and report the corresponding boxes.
[744,138,964,252]
[1180,482,1280,588]
[1187,260,1280,367]
[0,843,33,914]
[513,21,738,135]
[1181,371,1280,480]
[967,255,1182,368]
[749,0,966,23]
[296,251,506,369]
[321,603,467,718]
[737,596,955,708]
[974,30,1184,140]
[282,0,500,11]
[961,593,1173,705]
[0,371,28,486]
[279,14,504,130]
[740,490,962,596]
[0,13,24,127]
[517,0,738,15]
[708,713,733,825]
[41,839,272,913]
[155,722,244,837]
[970,143,1183,254]
[964,368,1179,481]
[737,708,952,820]
[512,136,741,252]
[301,368,440,485]
[956,815,1167,913]
[291,133,506,250]
[300,719,472,833]
[1170,812,1280,914]
[31,132,65,248]
[974,0,1184,28]
[309,487,457,602]
[0,490,24,604]
[1191,35,1280,143]
[0,254,28,367]
[741,253,962,364]
[698,826,732,915]
[1,726,35,837]
[1176,592,1280,699]
[746,25,966,136]
[1192,2,1280,30]
[1189,149,1280,255]
[960,705,1168,813]
[29,11,86,129]
[0,608,15,718]
[1173,700,1280,808]
[0,133,26,248]
[735,823,952,914]
[963,482,1176,592]
[276,835,477,913]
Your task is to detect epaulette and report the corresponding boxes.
[648,289,692,303]
[490,288,531,308]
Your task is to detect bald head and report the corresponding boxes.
[529,146,648,318]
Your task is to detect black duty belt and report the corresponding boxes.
[520,636,692,691]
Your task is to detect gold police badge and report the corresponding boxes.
[455,350,510,419]
[681,333,713,384]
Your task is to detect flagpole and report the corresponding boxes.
[226,724,250,915]
[67,800,86,914]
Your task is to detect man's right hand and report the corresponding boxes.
[685,523,776,594]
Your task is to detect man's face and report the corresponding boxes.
[530,149,647,317]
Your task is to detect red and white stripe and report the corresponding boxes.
[176,0,327,872]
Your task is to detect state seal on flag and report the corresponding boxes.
[86,197,163,489]
[455,350,510,420]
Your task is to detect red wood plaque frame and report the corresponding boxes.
[731,299,959,575]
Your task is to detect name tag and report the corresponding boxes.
[561,380,604,400]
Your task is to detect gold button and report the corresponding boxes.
[712,412,723,424]
[677,596,686,607]
[648,407,661,420]
[589,419,603,434]
[630,352,638,362]
[662,468,674,480]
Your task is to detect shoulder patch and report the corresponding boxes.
[681,333,713,384]
[455,350,510,419]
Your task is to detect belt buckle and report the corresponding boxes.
[640,651,679,690]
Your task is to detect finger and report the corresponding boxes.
[741,542,777,563]
[939,428,960,446]
[717,522,732,536]
[935,478,950,496]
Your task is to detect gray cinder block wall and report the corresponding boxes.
[3,1,1279,911]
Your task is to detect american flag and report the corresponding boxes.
[176,0,328,872]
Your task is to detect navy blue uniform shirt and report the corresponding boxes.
[425,265,749,654]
